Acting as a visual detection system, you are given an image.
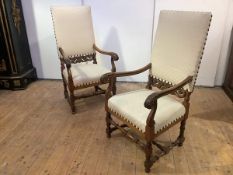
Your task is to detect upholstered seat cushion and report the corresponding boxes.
[108,89,185,133]
[63,64,110,87]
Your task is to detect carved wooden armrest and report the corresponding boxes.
[93,44,119,72]
[100,63,151,83]
[102,63,151,107]
[144,76,193,109]
[143,76,193,137]
[93,44,119,61]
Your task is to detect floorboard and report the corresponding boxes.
[0,80,232,175]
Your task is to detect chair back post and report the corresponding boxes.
[93,52,97,64]
[146,74,153,90]
[58,47,65,75]
[67,69,75,90]
[58,47,75,90]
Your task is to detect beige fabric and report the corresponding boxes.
[108,89,185,133]
[63,64,110,87]
[151,11,212,91]
[51,6,95,57]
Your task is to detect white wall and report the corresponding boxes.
[21,0,82,79]
[84,0,154,81]
[215,0,233,85]
[21,0,233,86]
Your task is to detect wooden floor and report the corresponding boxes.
[0,80,232,175]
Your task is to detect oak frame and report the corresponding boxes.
[101,64,193,173]
[59,44,119,114]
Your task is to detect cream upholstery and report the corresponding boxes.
[151,11,212,91]
[63,64,110,87]
[108,89,185,133]
[51,6,95,58]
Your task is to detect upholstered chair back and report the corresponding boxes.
[151,11,212,91]
[51,6,95,58]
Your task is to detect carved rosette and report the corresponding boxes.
[67,53,97,64]
[151,76,188,98]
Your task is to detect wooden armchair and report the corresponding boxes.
[101,10,212,173]
[51,6,118,113]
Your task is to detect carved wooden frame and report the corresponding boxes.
[59,44,119,114]
[101,64,193,172]
[101,11,212,172]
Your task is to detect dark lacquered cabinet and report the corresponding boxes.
[0,0,36,90]
[223,30,233,102]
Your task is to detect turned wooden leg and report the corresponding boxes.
[177,92,190,146]
[144,141,153,173]
[177,119,186,146]
[70,92,76,114]
[106,112,112,138]
[63,80,68,99]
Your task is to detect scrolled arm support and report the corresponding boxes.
[93,44,119,61]
[102,63,151,112]
[144,76,193,109]
[100,63,152,84]
[145,104,157,141]
[93,44,119,72]
[144,76,192,140]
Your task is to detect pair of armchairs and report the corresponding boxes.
[51,6,212,173]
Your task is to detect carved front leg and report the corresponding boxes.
[106,112,112,138]
[144,141,153,173]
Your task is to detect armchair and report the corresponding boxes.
[101,10,212,172]
[51,6,118,113]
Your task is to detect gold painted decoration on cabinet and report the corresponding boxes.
[12,0,21,34]
[0,80,10,88]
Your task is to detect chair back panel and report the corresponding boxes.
[51,6,95,58]
[151,10,212,91]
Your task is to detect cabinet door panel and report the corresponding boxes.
[0,24,11,74]
[3,0,33,74]
[0,0,37,90]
